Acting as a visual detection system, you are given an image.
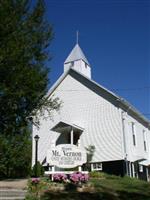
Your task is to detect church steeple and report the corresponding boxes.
[64,44,91,79]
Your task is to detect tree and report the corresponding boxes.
[0,0,60,178]
[85,145,95,171]
[0,130,32,178]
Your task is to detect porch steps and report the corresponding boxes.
[0,189,27,200]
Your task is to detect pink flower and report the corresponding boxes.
[70,172,89,184]
[31,177,40,184]
[52,173,67,183]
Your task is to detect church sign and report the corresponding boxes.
[47,144,87,168]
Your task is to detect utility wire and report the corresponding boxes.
[111,86,150,92]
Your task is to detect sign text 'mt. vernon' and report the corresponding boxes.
[47,144,87,168]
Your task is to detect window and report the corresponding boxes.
[143,130,147,151]
[139,165,143,172]
[92,163,102,171]
[70,61,74,67]
[85,63,87,68]
[131,122,136,146]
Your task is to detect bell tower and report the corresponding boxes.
[64,43,91,79]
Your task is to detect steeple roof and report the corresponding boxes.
[64,44,90,65]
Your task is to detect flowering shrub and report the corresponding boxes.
[52,172,89,184]
[70,172,89,184]
[31,177,40,184]
[52,173,67,183]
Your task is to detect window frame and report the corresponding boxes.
[91,162,102,171]
[143,130,147,152]
[131,122,136,146]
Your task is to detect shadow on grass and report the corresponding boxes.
[41,190,150,200]
[41,191,118,200]
[118,191,150,200]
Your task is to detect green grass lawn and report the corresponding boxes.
[26,173,150,200]
[90,175,150,200]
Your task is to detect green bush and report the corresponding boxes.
[25,194,39,200]
[105,174,121,180]
[31,161,44,177]
[89,171,107,178]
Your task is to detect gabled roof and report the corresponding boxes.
[51,121,84,133]
[47,68,150,129]
[64,44,90,65]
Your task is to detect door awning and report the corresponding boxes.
[139,159,150,166]
[130,155,147,162]
[51,121,84,134]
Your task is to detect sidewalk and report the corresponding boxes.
[0,179,28,189]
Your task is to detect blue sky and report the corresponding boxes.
[44,0,150,119]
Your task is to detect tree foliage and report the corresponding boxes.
[0,130,32,178]
[85,145,96,163]
[31,161,44,177]
[85,145,96,171]
[0,0,60,178]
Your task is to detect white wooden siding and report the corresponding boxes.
[122,112,150,162]
[32,74,124,165]
[32,74,150,166]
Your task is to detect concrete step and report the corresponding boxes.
[0,189,27,200]
[0,198,25,200]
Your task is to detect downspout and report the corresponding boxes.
[121,110,128,176]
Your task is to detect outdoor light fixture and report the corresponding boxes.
[34,135,40,177]
[34,134,40,142]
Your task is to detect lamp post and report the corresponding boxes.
[34,135,40,177]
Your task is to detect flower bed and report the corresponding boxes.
[26,172,90,199]
[70,172,89,184]
[52,172,89,185]
[52,173,67,183]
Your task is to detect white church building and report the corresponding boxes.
[32,43,150,181]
